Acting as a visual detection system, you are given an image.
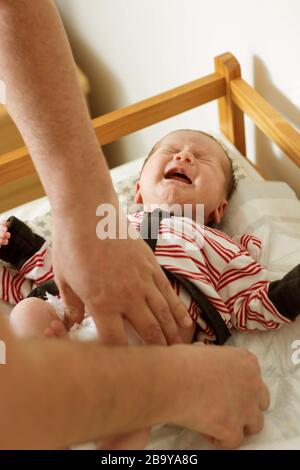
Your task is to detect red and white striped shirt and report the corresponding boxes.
[129,211,292,342]
[0,213,291,342]
[0,242,53,304]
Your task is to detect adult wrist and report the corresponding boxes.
[159,345,207,429]
[105,345,190,432]
[144,345,200,428]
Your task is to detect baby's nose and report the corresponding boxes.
[173,151,194,164]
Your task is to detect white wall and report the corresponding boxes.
[55,0,300,196]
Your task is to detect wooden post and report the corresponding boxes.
[215,52,246,155]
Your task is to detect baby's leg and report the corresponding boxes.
[99,428,151,450]
[9,297,67,339]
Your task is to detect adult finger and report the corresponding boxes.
[127,299,168,345]
[153,269,193,329]
[146,289,182,344]
[259,382,270,411]
[91,309,128,346]
[214,428,245,450]
[244,410,264,436]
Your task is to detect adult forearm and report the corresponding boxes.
[0,334,181,449]
[0,312,270,450]
[0,0,116,212]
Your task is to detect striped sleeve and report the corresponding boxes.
[0,243,54,304]
[232,233,262,262]
[0,263,32,304]
[19,243,54,285]
[216,251,292,332]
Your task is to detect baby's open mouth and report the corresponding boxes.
[164,169,192,184]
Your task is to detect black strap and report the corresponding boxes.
[27,279,59,301]
[140,208,170,251]
[141,210,231,345]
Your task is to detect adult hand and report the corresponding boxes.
[52,206,192,346]
[171,344,270,449]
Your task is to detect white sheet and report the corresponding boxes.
[1,133,300,450]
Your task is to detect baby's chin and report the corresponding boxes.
[155,186,191,206]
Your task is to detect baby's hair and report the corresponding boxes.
[140,129,237,200]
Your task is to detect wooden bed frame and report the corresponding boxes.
[1,52,300,212]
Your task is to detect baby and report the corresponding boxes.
[1,129,299,449]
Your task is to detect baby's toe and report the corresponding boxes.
[50,319,68,338]
[44,327,56,337]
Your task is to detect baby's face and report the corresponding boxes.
[135,130,230,225]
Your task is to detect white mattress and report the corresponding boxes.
[1,133,300,450]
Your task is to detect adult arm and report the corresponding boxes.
[0,0,192,345]
[0,316,269,449]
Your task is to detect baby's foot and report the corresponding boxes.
[0,221,11,247]
[44,318,68,338]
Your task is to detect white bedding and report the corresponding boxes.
[1,132,300,450]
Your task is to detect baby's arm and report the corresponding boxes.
[268,264,300,321]
[0,216,46,270]
[217,251,296,332]
[0,221,25,305]
[0,221,11,246]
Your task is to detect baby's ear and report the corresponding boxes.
[134,180,143,203]
[209,199,228,225]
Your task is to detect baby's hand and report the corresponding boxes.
[0,221,11,247]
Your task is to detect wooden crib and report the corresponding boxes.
[1,52,300,212]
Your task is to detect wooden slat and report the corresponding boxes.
[231,78,300,169]
[0,174,45,213]
[215,52,246,155]
[0,73,225,186]
[92,73,225,144]
[0,146,35,185]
